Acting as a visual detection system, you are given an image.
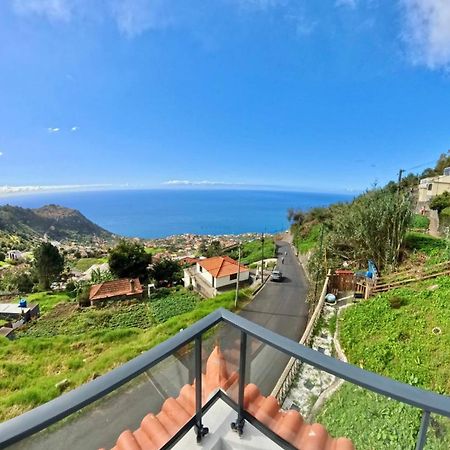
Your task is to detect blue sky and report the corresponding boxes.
[0,0,450,194]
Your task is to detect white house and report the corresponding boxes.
[184,256,250,297]
[418,169,450,203]
[6,250,23,261]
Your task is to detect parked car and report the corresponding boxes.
[271,270,283,282]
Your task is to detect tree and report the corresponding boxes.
[206,240,222,257]
[287,208,305,226]
[0,252,5,262]
[198,241,208,256]
[108,240,151,281]
[33,243,64,290]
[149,259,182,286]
[325,188,413,270]
[13,272,34,293]
[430,191,450,213]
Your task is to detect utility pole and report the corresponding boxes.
[261,233,265,281]
[398,169,405,191]
[234,243,241,308]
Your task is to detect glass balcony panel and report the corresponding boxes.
[201,322,240,403]
[424,413,450,449]
[316,380,424,449]
[7,342,194,450]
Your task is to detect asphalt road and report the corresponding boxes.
[14,240,309,450]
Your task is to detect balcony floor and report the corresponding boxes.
[173,399,282,450]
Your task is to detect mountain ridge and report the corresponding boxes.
[0,204,114,243]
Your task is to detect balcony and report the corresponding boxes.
[1,308,449,450]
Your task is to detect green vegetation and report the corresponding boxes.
[71,257,108,272]
[108,240,152,281]
[403,232,446,255]
[144,247,164,255]
[410,213,430,229]
[430,191,450,213]
[294,223,321,254]
[151,289,199,322]
[0,204,112,244]
[0,288,250,421]
[317,276,450,448]
[226,238,276,265]
[27,292,71,315]
[318,384,422,449]
[33,243,64,290]
[149,259,183,286]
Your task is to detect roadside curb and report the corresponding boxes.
[252,273,271,297]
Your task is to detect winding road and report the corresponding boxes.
[16,240,309,450]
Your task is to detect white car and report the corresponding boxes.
[271,270,283,282]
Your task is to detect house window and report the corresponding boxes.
[230,273,237,281]
[428,184,433,191]
[199,266,203,272]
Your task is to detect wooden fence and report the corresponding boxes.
[360,260,450,297]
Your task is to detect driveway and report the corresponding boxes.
[17,241,309,450]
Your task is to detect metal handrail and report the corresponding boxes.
[1,307,450,449]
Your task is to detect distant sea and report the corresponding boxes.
[0,189,354,239]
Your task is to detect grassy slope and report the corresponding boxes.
[226,238,276,265]
[317,276,450,449]
[144,247,165,255]
[71,257,108,272]
[294,223,321,254]
[0,288,250,421]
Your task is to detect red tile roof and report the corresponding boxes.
[102,347,354,450]
[179,257,199,266]
[198,256,248,278]
[89,279,143,302]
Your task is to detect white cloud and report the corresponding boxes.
[47,127,60,133]
[109,0,176,37]
[163,180,230,186]
[0,152,3,156]
[71,126,79,132]
[402,0,450,70]
[0,183,113,196]
[12,0,74,22]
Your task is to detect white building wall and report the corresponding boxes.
[418,176,450,202]
[196,263,214,286]
[215,270,250,288]
[183,269,192,288]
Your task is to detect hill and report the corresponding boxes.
[0,204,113,244]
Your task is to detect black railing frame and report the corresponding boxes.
[1,308,450,449]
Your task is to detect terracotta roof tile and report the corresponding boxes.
[89,279,143,302]
[198,256,248,278]
[102,347,354,450]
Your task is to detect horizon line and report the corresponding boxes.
[0,184,361,199]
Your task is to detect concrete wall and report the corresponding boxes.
[419,176,450,202]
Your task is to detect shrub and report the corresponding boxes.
[410,214,430,229]
[388,296,407,309]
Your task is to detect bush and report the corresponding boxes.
[388,296,407,309]
[410,214,430,229]
[430,191,450,213]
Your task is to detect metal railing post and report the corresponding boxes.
[194,335,208,442]
[231,330,247,436]
[415,410,430,450]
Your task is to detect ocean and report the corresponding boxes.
[0,189,353,239]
